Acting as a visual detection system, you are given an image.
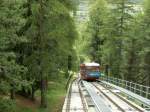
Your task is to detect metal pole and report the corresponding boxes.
[105,64,109,82]
[146,87,149,98]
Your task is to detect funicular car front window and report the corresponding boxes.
[85,66,99,72]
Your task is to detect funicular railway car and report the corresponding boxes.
[80,62,100,81]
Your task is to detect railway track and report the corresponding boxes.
[62,79,88,112]
[92,82,145,112]
[62,79,147,112]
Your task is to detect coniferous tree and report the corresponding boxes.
[0,0,78,109]
[137,0,150,86]
[0,0,28,99]
[86,0,108,64]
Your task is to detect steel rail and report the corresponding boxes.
[65,79,87,112]
[96,81,144,112]
[92,82,125,112]
[82,80,112,112]
[78,79,88,112]
[65,78,76,112]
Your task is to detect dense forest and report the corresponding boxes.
[76,0,150,86]
[0,0,78,111]
[0,0,149,112]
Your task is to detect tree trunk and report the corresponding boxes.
[38,0,47,107]
[31,85,35,101]
[40,78,47,108]
[10,84,15,99]
[68,55,72,71]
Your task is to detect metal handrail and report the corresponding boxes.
[101,76,150,99]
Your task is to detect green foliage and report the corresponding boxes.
[0,0,29,94]
[79,0,150,85]
[88,0,108,63]
[0,0,78,109]
[0,98,16,112]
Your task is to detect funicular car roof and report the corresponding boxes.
[84,62,100,66]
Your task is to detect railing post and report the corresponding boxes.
[117,79,119,86]
[113,77,116,85]
[105,64,109,82]
[116,78,119,86]
[146,87,149,98]
[125,81,128,89]
[134,84,136,93]
[129,82,132,91]
[121,79,124,88]
[140,85,142,96]
[115,77,116,84]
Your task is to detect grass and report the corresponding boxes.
[16,74,68,112]
[43,76,67,112]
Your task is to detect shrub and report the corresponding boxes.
[0,98,16,112]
